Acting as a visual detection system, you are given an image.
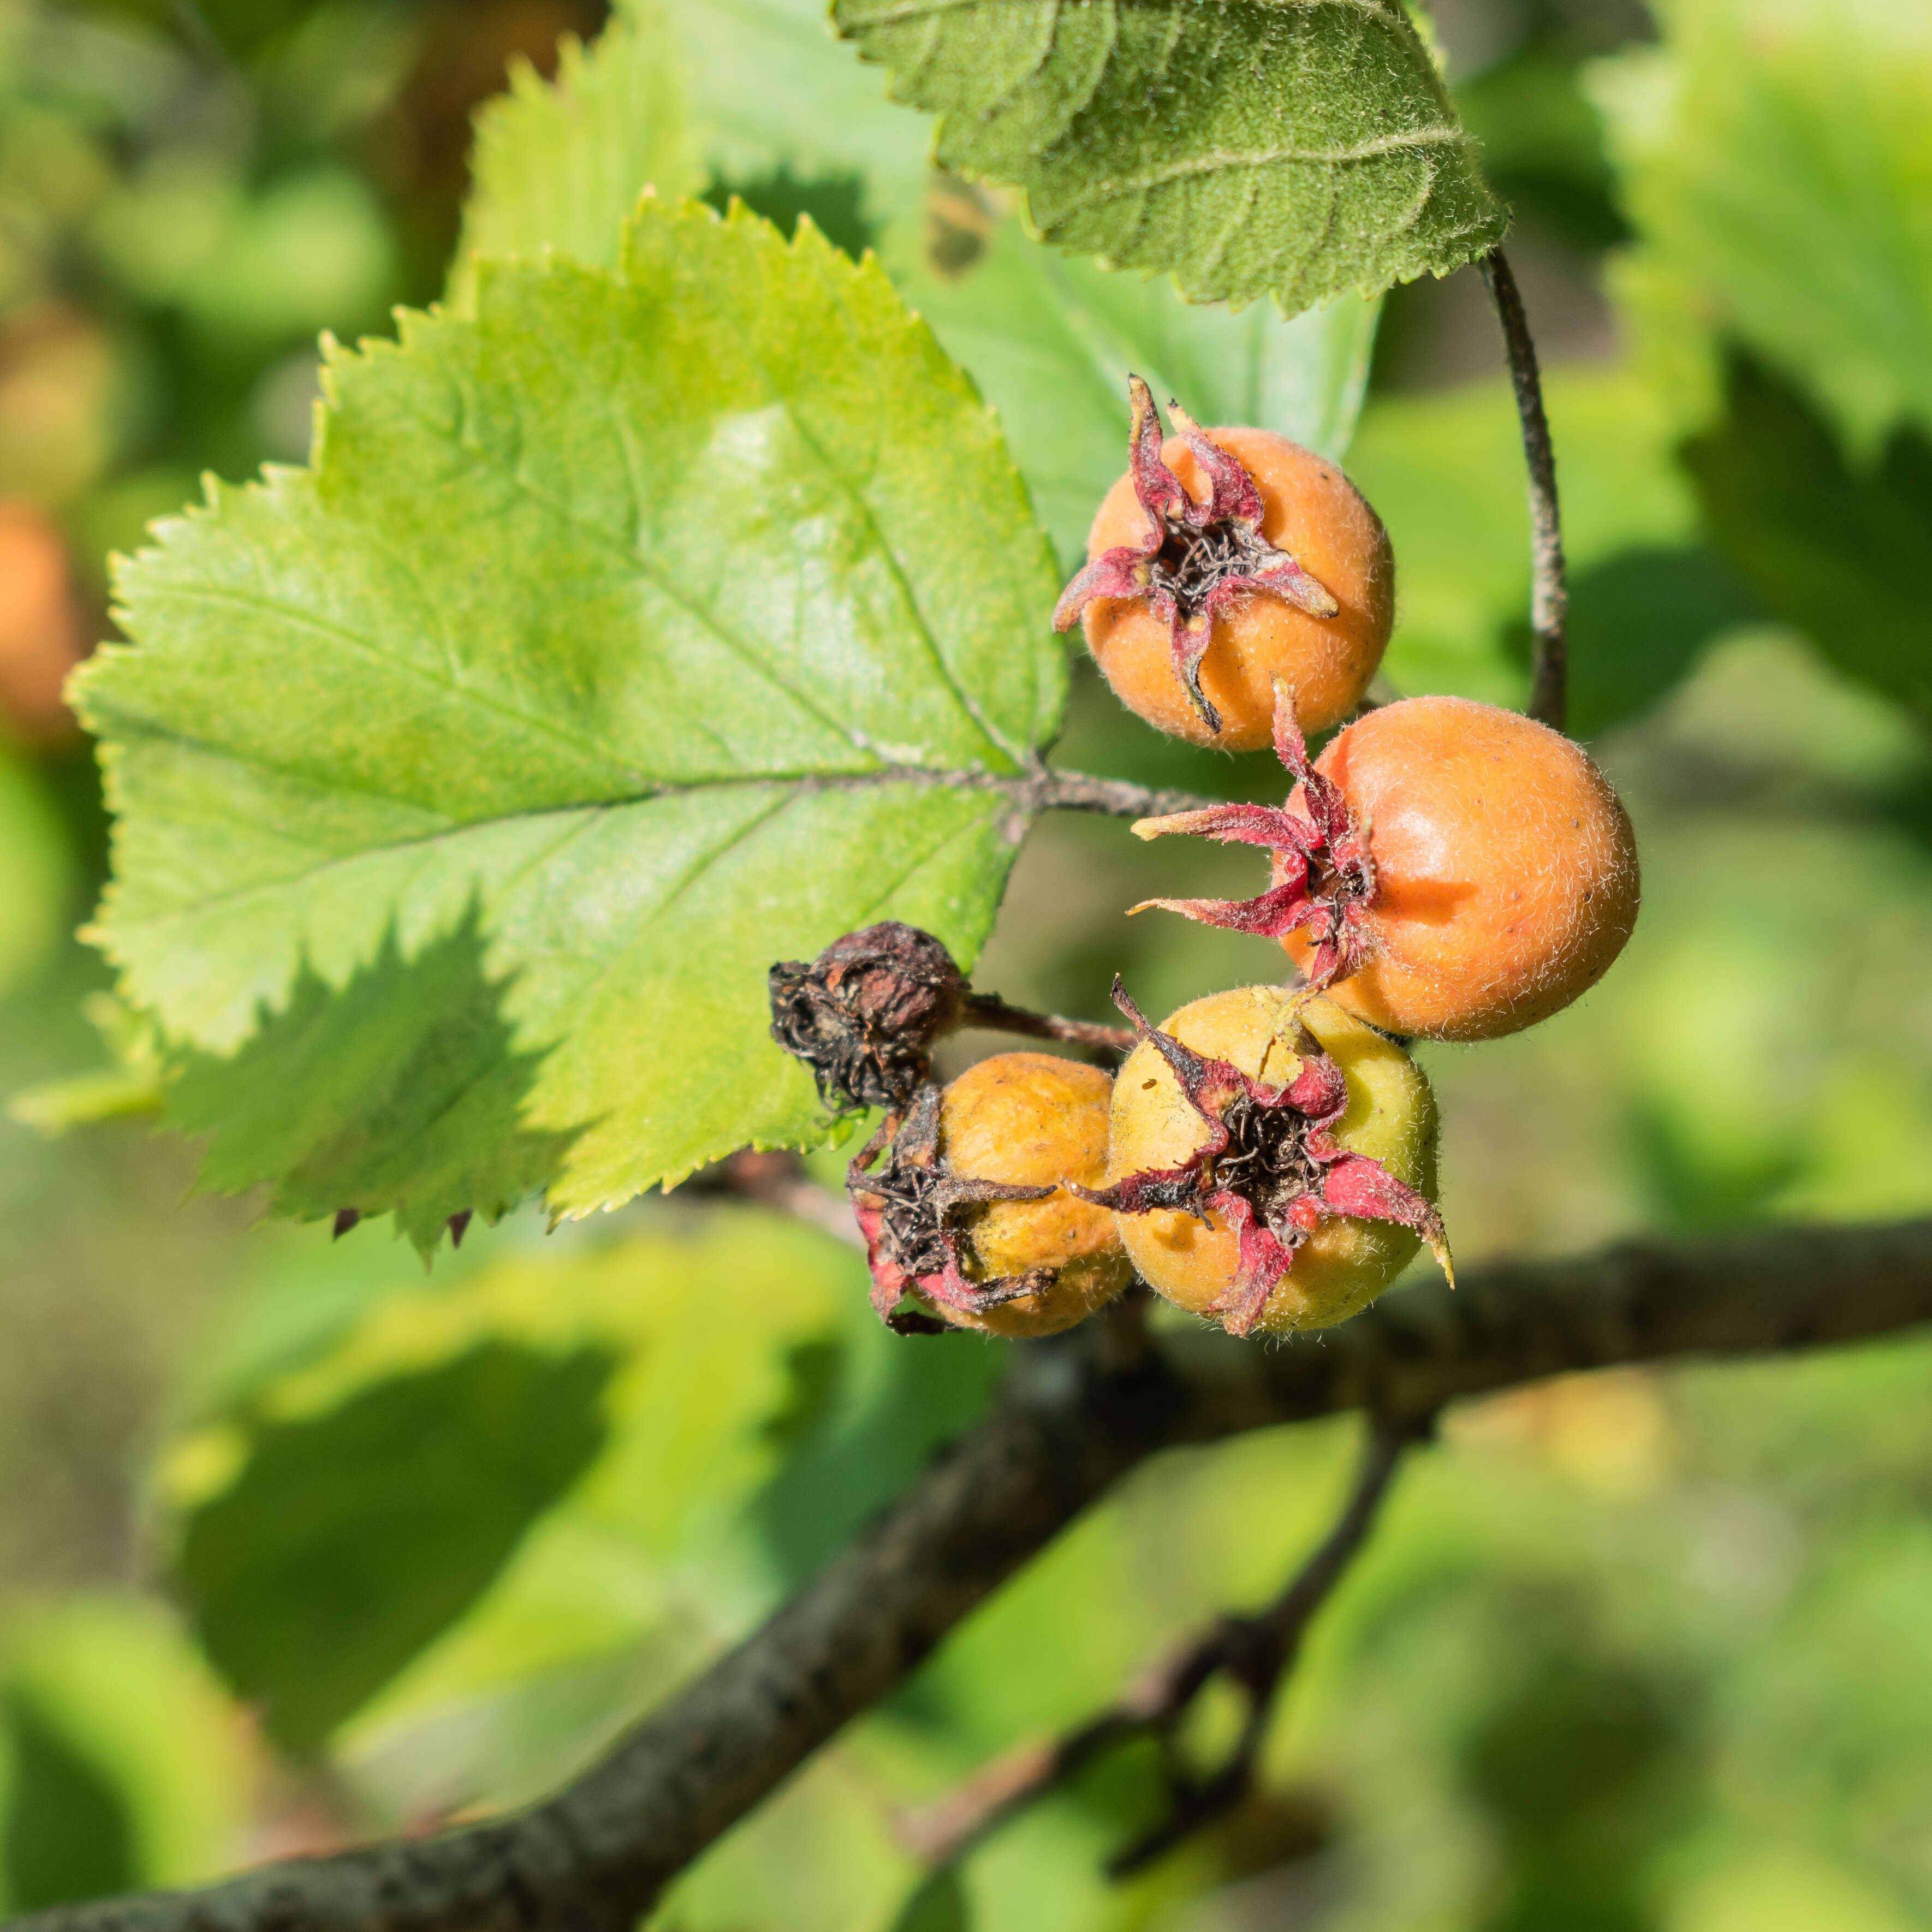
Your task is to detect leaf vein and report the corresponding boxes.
[146,585,646,789]
[1058,124,1468,215]
[467,418,888,768]
[98,767,1043,936]
[765,394,1025,769]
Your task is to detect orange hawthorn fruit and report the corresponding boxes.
[1134,689,1641,1043]
[851,1053,1131,1339]
[1094,985,1445,1336]
[1056,379,1393,750]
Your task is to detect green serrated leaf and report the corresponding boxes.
[833,0,1507,317]
[167,916,581,1248]
[160,1210,994,1794]
[889,1865,971,1932]
[1,1687,139,1908]
[450,0,1378,582]
[453,0,931,296]
[896,204,1380,567]
[5,1068,165,1136]
[7,994,167,1138]
[677,0,934,235]
[1,1603,257,1892]
[80,200,1065,1239]
[449,1,703,307]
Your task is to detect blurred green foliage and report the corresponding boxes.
[1683,355,1932,727]
[179,1338,617,1753]
[0,0,1929,1923]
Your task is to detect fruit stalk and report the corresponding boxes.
[958,993,1135,1055]
[1483,248,1568,732]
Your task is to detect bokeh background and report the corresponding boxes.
[1,0,1930,1925]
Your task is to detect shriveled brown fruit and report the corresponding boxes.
[768,921,968,1115]
[1066,389,1393,748]
[924,1053,1131,1339]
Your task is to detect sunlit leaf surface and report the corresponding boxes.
[81,201,1063,1239]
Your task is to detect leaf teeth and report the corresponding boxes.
[96,192,1061,1233]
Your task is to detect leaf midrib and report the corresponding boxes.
[1055,127,1469,213]
[97,759,1037,937]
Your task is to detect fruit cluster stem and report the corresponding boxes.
[1483,248,1568,733]
[960,993,1136,1056]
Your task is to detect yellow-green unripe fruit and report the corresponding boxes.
[929,1052,1133,1338]
[1105,988,1439,1333]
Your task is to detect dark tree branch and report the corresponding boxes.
[25,1216,1932,1932]
[1483,249,1567,732]
[903,1411,1419,1873]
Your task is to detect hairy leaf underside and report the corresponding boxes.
[834,0,1508,316]
[80,201,1065,1243]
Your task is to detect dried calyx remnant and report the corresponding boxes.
[768,922,1128,1332]
[847,1082,1057,1334]
[1053,378,1339,735]
[1133,682,1374,989]
[1077,980,1450,1337]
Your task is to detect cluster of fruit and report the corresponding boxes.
[770,383,1640,1341]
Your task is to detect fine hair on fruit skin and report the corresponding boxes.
[1080,425,1394,751]
[1104,988,1440,1335]
[924,1052,1133,1339]
[1282,695,1639,1041]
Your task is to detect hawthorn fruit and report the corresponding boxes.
[850,1053,1131,1338]
[1055,378,1393,748]
[0,500,84,746]
[1087,983,1447,1337]
[1135,688,1640,1042]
